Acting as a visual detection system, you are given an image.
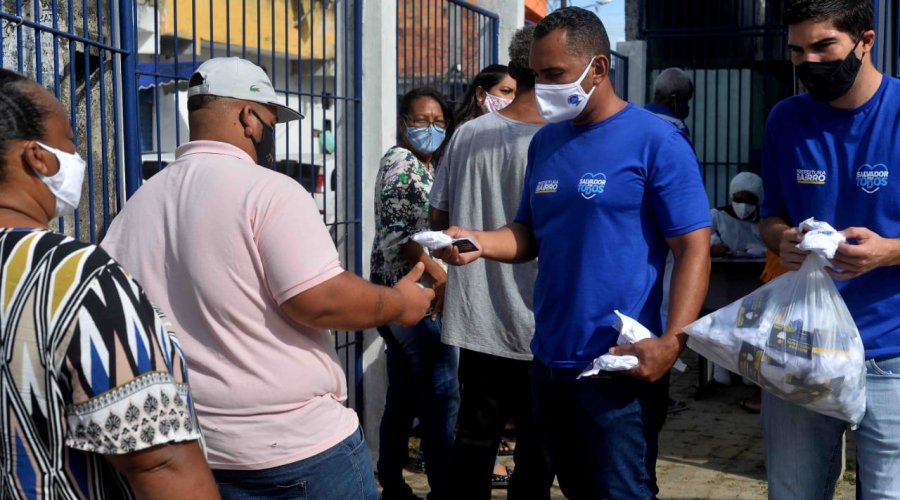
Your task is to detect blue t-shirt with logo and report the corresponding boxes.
[514,103,711,369]
[760,75,900,361]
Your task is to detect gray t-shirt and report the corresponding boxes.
[430,111,543,360]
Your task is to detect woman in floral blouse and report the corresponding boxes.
[370,88,459,500]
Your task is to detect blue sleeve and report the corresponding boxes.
[513,138,536,227]
[760,111,787,220]
[648,131,711,237]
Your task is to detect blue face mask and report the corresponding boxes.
[405,124,446,154]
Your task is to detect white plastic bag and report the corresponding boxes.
[684,253,866,425]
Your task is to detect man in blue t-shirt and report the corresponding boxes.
[759,1,900,497]
[437,7,711,499]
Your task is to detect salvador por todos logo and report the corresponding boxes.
[856,164,889,193]
[577,172,606,199]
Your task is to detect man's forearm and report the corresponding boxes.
[665,231,712,344]
[283,272,423,331]
[478,223,537,263]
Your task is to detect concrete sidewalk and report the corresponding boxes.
[398,350,856,499]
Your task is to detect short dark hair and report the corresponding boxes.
[533,6,610,60]
[782,0,874,38]
[398,87,454,164]
[453,64,509,125]
[187,71,220,112]
[507,25,536,89]
[0,69,50,184]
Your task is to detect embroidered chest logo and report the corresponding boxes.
[535,179,559,194]
[577,173,607,199]
[856,164,889,194]
[796,169,827,185]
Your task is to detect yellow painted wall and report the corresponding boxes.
[159,0,334,59]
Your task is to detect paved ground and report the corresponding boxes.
[393,350,856,499]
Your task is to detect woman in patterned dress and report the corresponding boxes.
[370,88,458,500]
[0,69,218,499]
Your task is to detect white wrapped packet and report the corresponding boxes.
[578,311,687,378]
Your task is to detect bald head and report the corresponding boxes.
[653,68,694,103]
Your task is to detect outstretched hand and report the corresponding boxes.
[392,262,435,326]
[432,226,483,266]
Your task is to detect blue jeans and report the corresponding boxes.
[532,359,668,500]
[763,356,900,499]
[212,427,377,500]
[377,317,460,499]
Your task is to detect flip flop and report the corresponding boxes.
[498,438,514,456]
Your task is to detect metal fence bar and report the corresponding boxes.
[120,0,141,198]
[610,49,628,101]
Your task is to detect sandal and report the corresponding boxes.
[498,438,514,456]
[491,467,512,489]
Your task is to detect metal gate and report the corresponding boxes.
[1,0,366,412]
[638,0,793,208]
[874,0,899,77]
[610,49,628,101]
[1,0,128,242]
[396,0,499,105]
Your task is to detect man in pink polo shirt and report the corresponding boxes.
[102,57,433,499]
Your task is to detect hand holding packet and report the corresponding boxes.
[578,310,687,378]
[411,231,480,253]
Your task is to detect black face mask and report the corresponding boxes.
[795,39,862,102]
[244,110,275,167]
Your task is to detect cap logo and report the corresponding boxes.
[249,85,261,92]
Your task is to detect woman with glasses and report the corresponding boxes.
[370,88,458,500]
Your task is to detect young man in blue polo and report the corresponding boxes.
[759,0,900,497]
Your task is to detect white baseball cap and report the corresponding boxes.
[187,57,303,122]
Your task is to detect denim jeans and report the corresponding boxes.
[449,349,553,500]
[212,427,377,500]
[763,356,900,499]
[377,317,460,499]
[531,359,668,500]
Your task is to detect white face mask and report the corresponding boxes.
[732,201,756,220]
[535,57,598,123]
[35,141,86,217]
[481,93,513,114]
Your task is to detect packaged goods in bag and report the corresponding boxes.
[684,219,866,425]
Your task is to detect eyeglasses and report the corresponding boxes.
[405,116,448,130]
